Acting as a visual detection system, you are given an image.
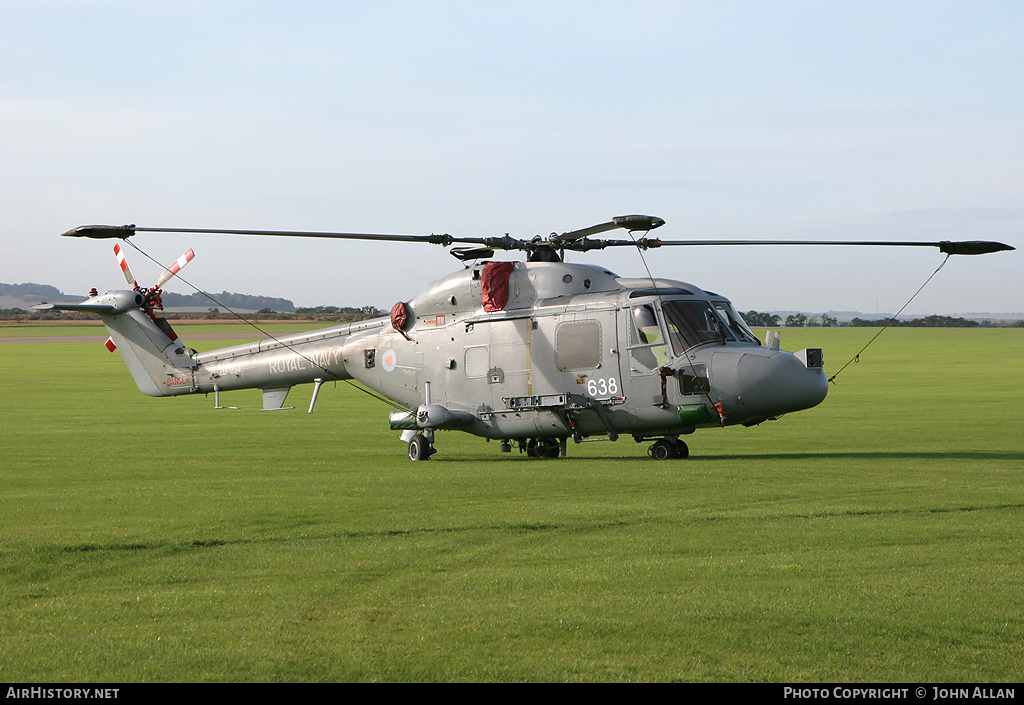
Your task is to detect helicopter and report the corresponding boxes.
[42,215,1013,461]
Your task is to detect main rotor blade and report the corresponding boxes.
[63,216,665,252]
[593,238,1015,256]
[552,214,665,244]
[62,223,1013,257]
[63,224,467,246]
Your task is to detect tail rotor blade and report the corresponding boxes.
[113,242,137,288]
[156,248,196,288]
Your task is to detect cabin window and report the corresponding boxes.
[464,345,489,378]
[555,320,601,370]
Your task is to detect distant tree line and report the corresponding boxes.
[849,315,980,328]
[741,311,838,327]
[740,310,1013,328]
[741,311,780,327]
[294,305,384,316]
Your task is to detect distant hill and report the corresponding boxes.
[0,282,78,302]
[159,291,296,313]
[0,283,295,313]
[1,282,83,311]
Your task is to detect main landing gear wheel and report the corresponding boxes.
[649,438,689,460]
[526,438,561,458]
[408,433,435,461]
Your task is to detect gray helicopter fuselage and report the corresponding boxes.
[72,258,826,452]
[143,260,827,442]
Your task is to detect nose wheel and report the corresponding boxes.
[649,438,689,460]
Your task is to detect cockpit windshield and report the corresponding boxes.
[658,299,760,352]
[661,300,730,352]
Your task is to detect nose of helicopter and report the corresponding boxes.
[716,349,828,420]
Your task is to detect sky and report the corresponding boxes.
[2,0,1022,315]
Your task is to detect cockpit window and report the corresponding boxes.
[661,300,731,352]
[627,304,668,373]
[630,305,661,346]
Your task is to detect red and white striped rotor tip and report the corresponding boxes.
[156,248,196,288]
[112,242,137,288]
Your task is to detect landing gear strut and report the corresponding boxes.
[649,437,689,460]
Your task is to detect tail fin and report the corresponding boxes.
[34,291,194,397]
[100,307,194,396]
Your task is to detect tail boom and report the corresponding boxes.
[36,290,390,400]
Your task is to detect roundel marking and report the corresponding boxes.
[382,349,397,372]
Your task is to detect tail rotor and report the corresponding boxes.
[156,248,196,288]
[110,243,197,342]
[112,243,196,292]
[113,242,137,288]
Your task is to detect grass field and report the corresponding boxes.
[1,325,1022,682]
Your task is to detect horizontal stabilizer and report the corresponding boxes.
[32,290,145,316]
[32,301,118,314]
